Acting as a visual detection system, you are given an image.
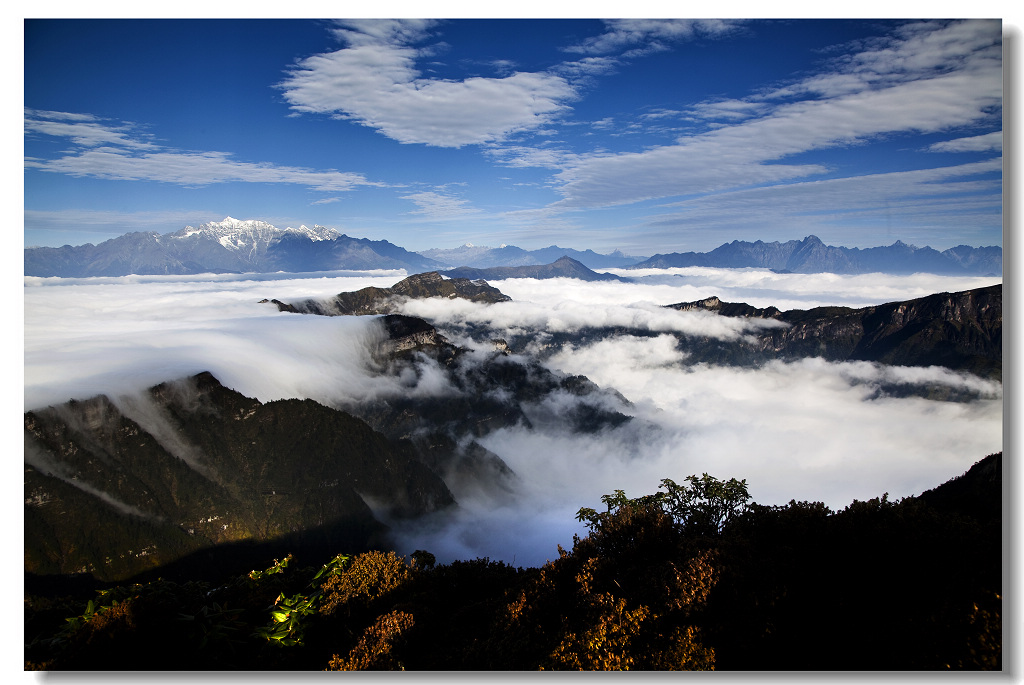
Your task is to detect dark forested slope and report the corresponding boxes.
[26,454,1001,671]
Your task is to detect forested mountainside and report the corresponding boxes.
[26,454,1001,671]
[25,371,448,582]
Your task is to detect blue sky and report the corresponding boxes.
[23,18,1004,254]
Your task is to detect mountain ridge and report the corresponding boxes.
[266,271,512,316]
[633,235,1001,275]
[24,371,453,581]
[24,217,443,277]
[421,244,647,270]
[25,223,1001,277]
[443,256,625,282]
[668,284,1002,378]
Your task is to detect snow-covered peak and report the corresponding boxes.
[170,218,340,251]
[283,224,340,242]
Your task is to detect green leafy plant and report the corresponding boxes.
[255,592,318,647]
[254,552,355,648]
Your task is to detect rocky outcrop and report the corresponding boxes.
[270,271,511,316]
[376,314,450,357]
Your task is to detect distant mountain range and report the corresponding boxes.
[419,244,647,269]
[632,235,1001,275]
[24,217,444,277]
[24,220,1001,277]
[444,255,626,282]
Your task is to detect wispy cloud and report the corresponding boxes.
[24,109,380,192]
[24,108,158,149]
[927,131,1003,153]
[639,158,1002,248]
[401,189,480,219]
[533,20,1002,211]
[277,19,578,148]
[563,19,745,56]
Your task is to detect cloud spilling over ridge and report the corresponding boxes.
[24,273,412,410]
[23,270,1003,568]
[398,281,785,343]
[598,268,1002,310]
[402,269,1004,346]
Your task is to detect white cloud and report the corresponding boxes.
[928,131,1003,153]
[24,110,379,192]
[23,270,1002,567]
[277,20,577,148]
[553,65,1001,208]
[401,190,480,219]
[487,20,1001,214]
[636,158,1002,249]
[23,273,408,410]
[564,19,744,55]
[398,285,784,343]
[24,109,158,149]
[543,337,1000,505]
[600,267,1001,311]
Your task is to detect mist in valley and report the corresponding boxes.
[23,268,1003,567]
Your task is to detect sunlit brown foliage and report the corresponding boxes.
[326,610,415,670]
[319,550,413,617]
[25,458,1002,672]
[488,499,719,670]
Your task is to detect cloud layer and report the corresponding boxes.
[23,269,1003,567]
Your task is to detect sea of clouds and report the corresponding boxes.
[23,268,1003,567]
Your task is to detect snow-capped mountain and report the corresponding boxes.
[162,217,343,272]
[172,217,340,248]
[24,218,442,277]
